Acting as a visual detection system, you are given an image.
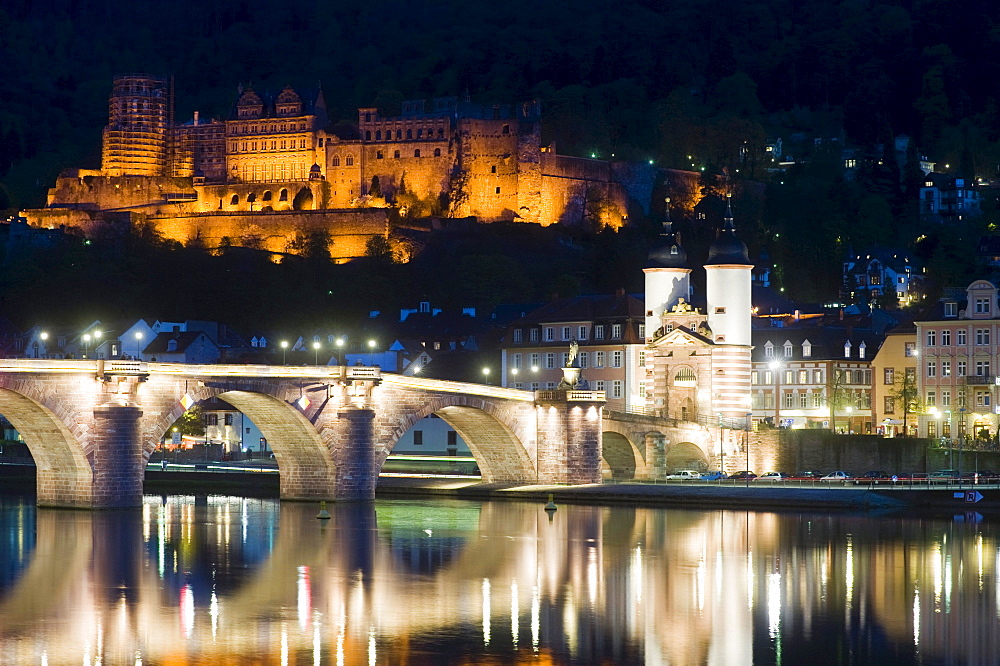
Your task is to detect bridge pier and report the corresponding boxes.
[90,404,145,508]
[535,392,604,484]
[322,407,379,502]
[643,433,667,480]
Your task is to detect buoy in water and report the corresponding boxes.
[544,493,557,512]
[316,501,332,519]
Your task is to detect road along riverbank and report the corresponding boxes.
[4,464,1000,513]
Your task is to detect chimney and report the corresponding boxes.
[794,309,800,320]
[615,287,626,298]
[194,110,199,126]
[839,308,844,321]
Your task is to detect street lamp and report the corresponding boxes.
[134,331,143,360]
[280,340,288,365]
[312,340,321,365]
[335,338,344,365]
[83,333,91,359]
[845,405,854,434]
[367,339,377,366]
[482,367,491,385]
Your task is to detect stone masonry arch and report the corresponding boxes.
[0,387,92,507]
[600,419,649,480]
[371,391,536,483]
[142,379,337,501]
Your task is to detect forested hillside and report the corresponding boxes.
[1,0,999,313]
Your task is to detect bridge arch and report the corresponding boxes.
[600,420,658,480]
[665,441,710,471]
[147,383,334,501]
[379,394,535,483]
[0,386,93,507]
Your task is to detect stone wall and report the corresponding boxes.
[745,430,940,475]
[540,154,628,228]
[149,209,391,260]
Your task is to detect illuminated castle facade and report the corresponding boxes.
[70,74,629,228]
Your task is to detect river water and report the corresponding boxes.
[0,493,998,665]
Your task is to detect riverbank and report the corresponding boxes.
[4,464,999,513]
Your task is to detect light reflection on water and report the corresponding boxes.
[0,495,999,664]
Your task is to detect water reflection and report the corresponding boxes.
[0,495,998,664]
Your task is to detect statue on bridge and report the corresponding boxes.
[559,340,583,389]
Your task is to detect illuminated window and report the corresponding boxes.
[595,351,605,367]
[611,324,621,338]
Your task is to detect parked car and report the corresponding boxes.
[665,470,701,480]
[819,471,851,481]
[728,470,757,480]
[755,471,789,481]
[962,470,997,482]
[930,469,960,483]
[700,470,726,480]
[789,470,823,481]
[854,470,892,485]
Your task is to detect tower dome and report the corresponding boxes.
[706,197,750,265]
[646,203,688,269]
[643,197,693,340]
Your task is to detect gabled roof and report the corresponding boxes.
[512,292,644,326]
[143,331,218,354]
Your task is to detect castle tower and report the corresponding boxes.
[643,198,691,337]
[704,196,753,418]
[101,74,172,177]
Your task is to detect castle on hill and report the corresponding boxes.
[22,74,668,259]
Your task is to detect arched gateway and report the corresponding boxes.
[0,360,606,508]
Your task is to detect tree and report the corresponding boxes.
[889,369,922,436]
[827,366,853,433]
[369,175,382,198]
[365,235,395,262]
[169,405,205,438]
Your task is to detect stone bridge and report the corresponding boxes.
[0,360,612,508]
[0,359,737,508]
[600,409,742,479]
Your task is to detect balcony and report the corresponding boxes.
[963,375,997,386]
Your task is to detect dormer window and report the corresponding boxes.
[802,340,812,358]
[783,341,793,357]
[975,297,990,315]
[844,341,852,358]
[167,339,178,352]
[944,302,958,317]
[764,341,774,358]
[859,341,867,359]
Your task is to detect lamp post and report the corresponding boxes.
[367,339,377,366]
[83,333,91,359]
[717,411,724,475]
[769,360,781,428]
[134,331,143,360]
[93,330,102,359]
[482,367,491,385]
[280,340,288,365]
[745,411,752,487]
[312,340,321,365]
[845,405,854,434]
[335,338,344,365]
[959,406,966,477]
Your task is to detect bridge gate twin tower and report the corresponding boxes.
[0,360,606,509]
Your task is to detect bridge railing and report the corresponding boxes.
[603,400,751,429]
[536,390,606,403]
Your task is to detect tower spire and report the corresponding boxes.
[724,193,735,231]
